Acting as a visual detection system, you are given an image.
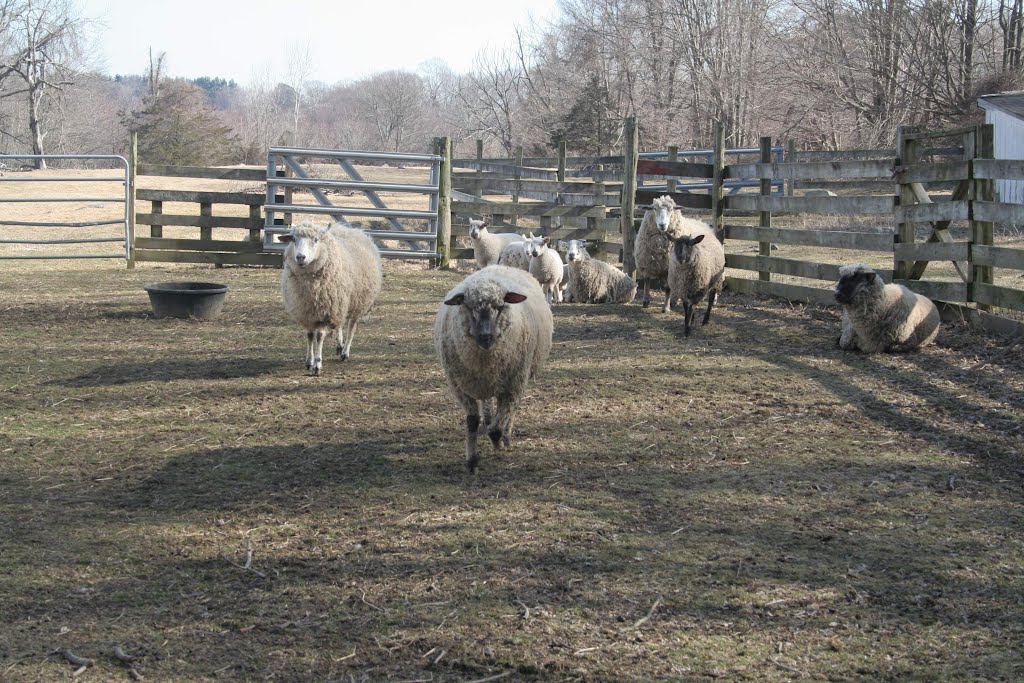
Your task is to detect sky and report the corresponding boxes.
[78,0,560,85]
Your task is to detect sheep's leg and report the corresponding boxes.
[661,286,672,313]
[683,302,695,337]
[544,284,553,305]
[311,327,327,375]
[482,398,493,433]
[641,278,651,308]
[456,392,482,474]
[305,331,316,372]
[339,320,357,361]
[489,393,518,450]
[702,290,717,325]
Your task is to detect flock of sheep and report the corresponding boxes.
[277,195,941,473]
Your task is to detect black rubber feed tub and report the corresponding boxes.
[144,282,229,320]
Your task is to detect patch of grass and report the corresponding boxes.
[1,260,1022,681]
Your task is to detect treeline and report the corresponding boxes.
[1,0,1022,168]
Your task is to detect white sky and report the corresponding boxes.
[78,0,560,85]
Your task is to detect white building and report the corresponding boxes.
[977,92,1024,204]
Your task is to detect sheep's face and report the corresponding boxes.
[835,264,881,305]
[469,220,489,241]
[279,225,329,270]
[672,233,706,263]
[561,239,589,263]
[444,289,528,350]
[652,196,677,232]
[529,237,550,259]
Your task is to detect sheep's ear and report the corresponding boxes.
[444,293,465,306]
[277,233,294,243]
[542,237,550,245]
[690,234,705,245]
[864,271,876,282]
[580,240,589,247]
[504,292,527,304]
[480,221,489,229]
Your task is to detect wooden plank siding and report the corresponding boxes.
[724,225,894,251]
[972,245,1024,270]
[725,195,896,215]
[728,160,894,180]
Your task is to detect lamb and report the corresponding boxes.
[279,220,383,375]
[527,236,565,304]
[469,219,526,268]
[634,195,713,310]
[667,225,726,336]
[834,263,940,353]
[497,231,534,271]
[559,239,637,304]
[434,265,553,473]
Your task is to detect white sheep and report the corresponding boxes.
[279,220,383,375]
[667,226,725,335]
[496,231,534,271]
[469,219,526,268]
[527,236,565,304]
[835,264,940,353]
[434,265,553,473]
[559,239,637,304]
[634,195,712,310]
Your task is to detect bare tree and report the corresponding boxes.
[355,70,427,152]
[459,48,528,154]
[0,0,88,168]
[285,41,314,146]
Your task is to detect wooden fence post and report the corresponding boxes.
[435,136,452,269]
[127,132,137,269]
[557,140,566,183]
[711,122,725,242]
[758,136,773,281]
[512,146,523,225]
[971,123,995,311]
[474,139,483,199]
[786,139,796,197]
[895,125,919,281]
[667,145,678,194]
[621,116,639,275]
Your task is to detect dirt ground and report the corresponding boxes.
[1,255,1022,682]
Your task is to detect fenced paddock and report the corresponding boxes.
[1,259,1023,681]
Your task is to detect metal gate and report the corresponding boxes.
[0,154,131,261]
[263,147,443,258]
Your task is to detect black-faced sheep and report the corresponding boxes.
[279,221,383,375]
[634,195,713,310]
[434,266,553,474]
[469,219,526,268]
[668,226,725,336]
[835,264,940,353]
[559,239,637,304]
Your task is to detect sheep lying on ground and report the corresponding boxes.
[279,221,383,375]
[497,231,534,271]
[528,236,565,304]
[559,239,637,304]
[434,266,553,473]
[667,225,725,336]
[469,219,525,268]
[835,264,940,353]
[635,195,712,310]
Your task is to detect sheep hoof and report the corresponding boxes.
[338,351,349,361]
[466,455,479,474]
[642,299,650,308]
[488,429,508,449]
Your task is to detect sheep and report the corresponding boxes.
[634,195,713,310]
[279,220,383,375]
[434,265,553,473]
[527,236,565,304]
[667,225,726,336]
[469,219,526,268]
[834,263,940,353]
[497,231,534,271]
[558,239,637,304]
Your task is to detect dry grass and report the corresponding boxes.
[1,254,1023,682]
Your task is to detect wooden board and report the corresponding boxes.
[135,213,264,230]
[896,200,969,223]
[725,194,896,215]
[894,279,967,302]
[726,254,893,282]
[137,164,266,181]
[973,283,1024,311]
[892,241,969,261]
[728,160,893,180]
[894,161,970,184]
[972,201,1024,224]
[973,159,1024,180]
[134,237,265,253]
[724,224,894,251]
[971,245,1024,271]
[634,190,712,210]
[137,189,266,205]
[636,159,714,179]
[724,276,838,306]
[452,201,608,218]
[135,249,282,266]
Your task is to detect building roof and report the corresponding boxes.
[978,92,1024,120]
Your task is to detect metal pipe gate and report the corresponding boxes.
[0,154,131,261]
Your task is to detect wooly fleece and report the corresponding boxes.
[835,263,940,353]
[469,219,525,268]
[528,237,565,304]
[497,232,533,271]
[635,195,712,307]
[280,221,383,373]
[667,225,726,334]
[560,239,636,304]
[434,265,553,473]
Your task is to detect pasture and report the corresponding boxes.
[1,256,1022,682]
